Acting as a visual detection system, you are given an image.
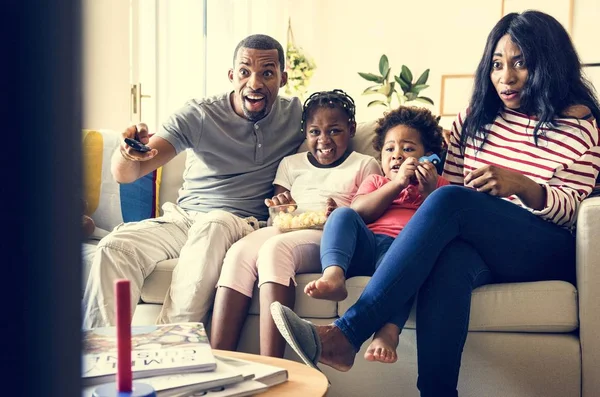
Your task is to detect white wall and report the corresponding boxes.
[83,0,600,131]
[277,0,599,126]
[82,0,131,131]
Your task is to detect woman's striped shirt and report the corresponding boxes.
[443,108,600,229]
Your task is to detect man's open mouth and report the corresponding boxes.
[244,93,266,110]
[318,148,334,155]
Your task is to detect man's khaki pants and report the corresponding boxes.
[83,203,257,328]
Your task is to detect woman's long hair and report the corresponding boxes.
[461,10,600,153]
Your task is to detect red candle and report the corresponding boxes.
[115,279,133,392]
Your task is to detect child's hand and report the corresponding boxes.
[325,198,338,217]
[394,157,419,187]
[415,160,438,196]
[265,191,296,208]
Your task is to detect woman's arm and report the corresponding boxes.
[442,112,466,185]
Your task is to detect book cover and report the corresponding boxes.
[82,358,246,397]
[82,322,216,386]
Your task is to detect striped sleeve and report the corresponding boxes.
[530,118,600,228]
[442,111,466,185]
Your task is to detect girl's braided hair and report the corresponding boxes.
[300,89,356,133]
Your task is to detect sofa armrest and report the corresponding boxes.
[576,196,600,397]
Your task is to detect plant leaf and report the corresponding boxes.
[362,84,382,94]
[394,76,410,93]
[379,55,389,77]
[358,72,384,83]
[367,100,388,108]
[411,84,429,94]
[414,96,434,105]
[396,91,407,105]
[415,69,430,85]
[406,92,417,101]
[400,65,413,85]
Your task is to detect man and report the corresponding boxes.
[83,34,304,328]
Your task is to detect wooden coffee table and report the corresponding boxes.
[214,350,329,396]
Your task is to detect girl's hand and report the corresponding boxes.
[415,161,438,197]
[395,157,419,187]
[465,165,525,197]
[325,198,338,217]
[265,191,296,207]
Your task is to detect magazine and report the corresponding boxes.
[82,358,246,397]
[214,355,288,387]
[82,322,217,386]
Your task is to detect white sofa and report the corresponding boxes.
[84,121,600,397]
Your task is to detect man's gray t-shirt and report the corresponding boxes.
[156,92,303,221]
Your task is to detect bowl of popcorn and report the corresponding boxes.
[269,203,328,232]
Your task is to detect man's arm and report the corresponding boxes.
[111,134,177,183]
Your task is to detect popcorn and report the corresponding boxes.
[272,208,327,231]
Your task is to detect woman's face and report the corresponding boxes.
[490,34,529,110]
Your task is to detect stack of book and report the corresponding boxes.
[82,322,287,397]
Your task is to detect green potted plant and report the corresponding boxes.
[359,54,433,108]
[285,19,316,101]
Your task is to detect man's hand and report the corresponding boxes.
[325,197,338,217]
[119,123,158,162]
[415,161,439,197]
[265,191,296,208]
[465,165,525,197]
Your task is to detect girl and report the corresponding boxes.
[304,106,448,364]
[271,11,600,397]
[210,89,382,357]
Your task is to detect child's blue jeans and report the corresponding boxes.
[320,206,413,328]
[332,185,575,397]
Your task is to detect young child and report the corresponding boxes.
[304,106,448,364]
[210,90,382,357]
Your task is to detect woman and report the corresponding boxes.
[269,10,600,397]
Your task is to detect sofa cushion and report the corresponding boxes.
[140,263,338,318]
[247,273,337,318]
[141,262,578,332]
[140,259,178,304]
[339,277,579,333]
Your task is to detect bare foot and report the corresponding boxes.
[364,323,400,364]
[304,266,347,301]
[316,324,357,372]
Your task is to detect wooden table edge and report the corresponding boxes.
[213,349,329,396]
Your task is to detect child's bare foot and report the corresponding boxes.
[364,323,400,364]
[304,266,347,301]
[317,324,356,371]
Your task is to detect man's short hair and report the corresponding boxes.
[233,34,285,72]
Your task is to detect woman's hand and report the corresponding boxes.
[415,161,439,197]
[325,198,338,217]
[465,165,526,197]
[465,165,546,209]
[265,191,296,208]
